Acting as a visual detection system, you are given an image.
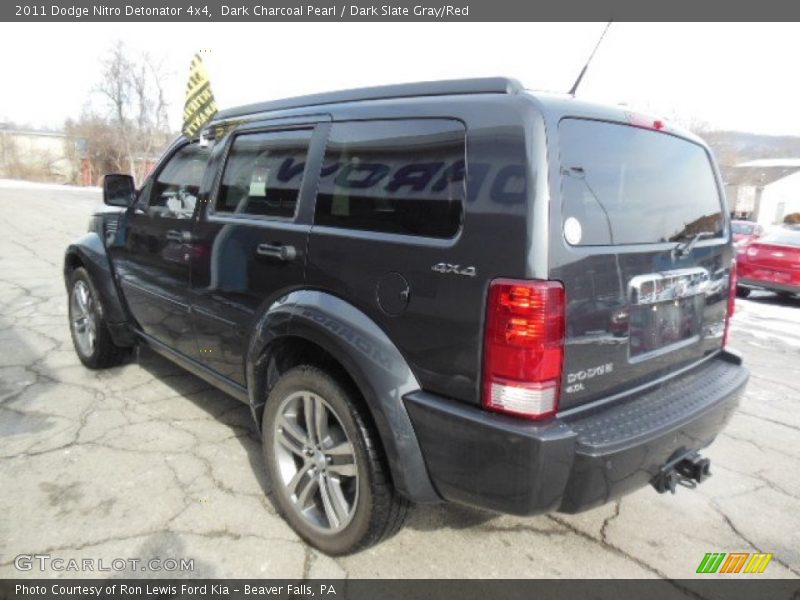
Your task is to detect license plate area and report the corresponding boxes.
[628,296,703,359]
[628,268,709,361]
[754,268,790,283]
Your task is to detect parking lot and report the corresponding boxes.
[0,180,798,580]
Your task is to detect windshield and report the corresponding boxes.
[732,222,755,235]
[559,119,724,246]
[761,229,800,247]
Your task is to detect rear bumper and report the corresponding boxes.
[404,351,748,515]
[738,277,800,295]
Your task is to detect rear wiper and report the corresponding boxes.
[673,231,715,257]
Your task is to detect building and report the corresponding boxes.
[0,125,73,182]
[723,159,800,227]
[0,124,159,186]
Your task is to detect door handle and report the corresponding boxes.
[256,243,298,262]
[166,229,192,243]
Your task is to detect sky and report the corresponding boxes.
[1,22,799,136]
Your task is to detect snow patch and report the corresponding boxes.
[732,295,800,348]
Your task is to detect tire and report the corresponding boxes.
[67,267,127,369]
[777,291,795,300]
[261,365,409,555]
[736,286,751,298]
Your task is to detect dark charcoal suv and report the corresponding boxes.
[64,78,749,554]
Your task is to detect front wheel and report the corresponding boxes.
[736,286,751,298]
[68,267,127,369]
[261,365,409,555]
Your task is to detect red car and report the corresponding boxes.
[736,228,800,298]
[731,220,764,246]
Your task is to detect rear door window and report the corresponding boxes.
[314,119,465,238]
[215,129,312,219]
[559,119,724,245]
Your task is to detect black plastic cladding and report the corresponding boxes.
[405,353,747,515]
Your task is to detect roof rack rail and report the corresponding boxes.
[214,77,524,121]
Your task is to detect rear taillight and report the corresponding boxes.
[723,260,736,348]
[482,279,565,420]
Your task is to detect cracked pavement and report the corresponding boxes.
[0,181,798,579]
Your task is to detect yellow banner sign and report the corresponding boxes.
[182,52,217,138]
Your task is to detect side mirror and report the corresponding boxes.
[103,174,135,207]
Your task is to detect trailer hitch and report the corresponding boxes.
[652,451,712,494]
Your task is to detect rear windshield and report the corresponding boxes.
[559,119,724,246]
[761,230,800,247]
[732,222,755,235]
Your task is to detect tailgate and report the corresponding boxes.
[550,118,733,411]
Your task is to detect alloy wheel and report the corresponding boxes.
[272,390,359,533]
[70,280,96,357]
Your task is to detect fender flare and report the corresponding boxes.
[246,289,441,504]
[63,232,135,347]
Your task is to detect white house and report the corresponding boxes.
[725,159,800,227]
[0,125,72,181]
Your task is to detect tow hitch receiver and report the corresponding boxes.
[652,451,712,494]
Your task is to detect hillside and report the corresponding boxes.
[699,130,800,167]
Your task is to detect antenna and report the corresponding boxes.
[568,21,613,97]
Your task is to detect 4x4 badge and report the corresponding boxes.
[431,263,477,277]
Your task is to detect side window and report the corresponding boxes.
[149,143,210,219]
[315,119,465,238]
[215,129,312,219]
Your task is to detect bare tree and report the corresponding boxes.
[93,42,173,185]
[65,115,124,185]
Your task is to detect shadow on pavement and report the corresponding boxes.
[132,345,270,496]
